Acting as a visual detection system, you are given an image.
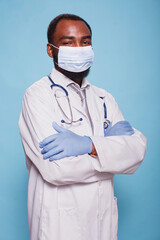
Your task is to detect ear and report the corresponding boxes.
[47,43,53,58]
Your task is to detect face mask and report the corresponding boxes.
[49,44,94,73]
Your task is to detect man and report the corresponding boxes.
[19,14,147,240]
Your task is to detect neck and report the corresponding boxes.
[55,66,83,87]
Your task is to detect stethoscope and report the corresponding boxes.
[48,75,110,130]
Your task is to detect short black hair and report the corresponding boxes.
[47,14,92,44]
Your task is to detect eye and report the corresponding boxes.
[62,42,73,46]
[83,40,91,45]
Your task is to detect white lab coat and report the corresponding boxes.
[19,68,147,240]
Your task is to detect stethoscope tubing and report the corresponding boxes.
[48,75,110,127]
[48,75,82,124]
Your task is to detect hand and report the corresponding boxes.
[39,122,93,161]
[104,121,134,137]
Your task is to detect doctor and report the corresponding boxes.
[19,14,147,240]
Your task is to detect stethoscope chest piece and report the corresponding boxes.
[104,119,110,129]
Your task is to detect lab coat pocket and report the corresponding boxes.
[40,207,82,240]
[112,197,118,240]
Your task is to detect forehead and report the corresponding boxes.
[53,19,91,40]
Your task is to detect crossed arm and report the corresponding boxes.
[19,88,147,186]
[39,121,135,161]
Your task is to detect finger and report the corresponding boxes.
[117,121,132,129]
[114,121,130,126]
[43,145,63,159]
[39,134,58,148]
[49,151,66,161]
[115,121,134,133]
[112,127,134,135]
[41,140,59,154]
[111,121,131,131]
[124,129,135,135]
[52,121,67,133]
[124,121,132,128]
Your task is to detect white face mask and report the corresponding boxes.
[49,44,94,73]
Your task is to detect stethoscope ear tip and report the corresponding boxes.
[61,120,65,123]
[79,118,83,121]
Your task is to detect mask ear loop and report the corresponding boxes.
[48,43,59,66]
[48,43,59,49]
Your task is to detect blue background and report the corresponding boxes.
[0,0,159,239]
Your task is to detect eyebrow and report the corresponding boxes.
[59,35,91,41]
[82,35,91,39]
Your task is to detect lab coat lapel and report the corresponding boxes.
[55,93,72,123]
[85,87,105,136]
[68,89,88,118]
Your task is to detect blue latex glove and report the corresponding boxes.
[39,122,93,161]
[104,120,134,136]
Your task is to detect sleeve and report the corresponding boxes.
[90,93,147,174]
[19,88,113,186]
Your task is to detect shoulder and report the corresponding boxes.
[21,76,55,114]
[22,75,54,107]
[22,76,54,109]
[25,76,50,97]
